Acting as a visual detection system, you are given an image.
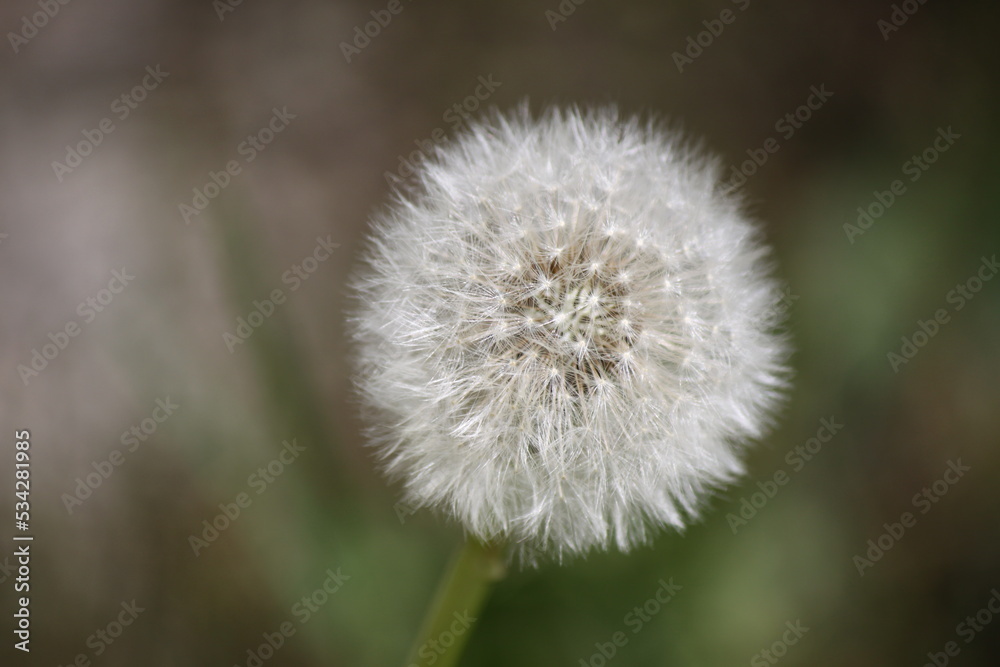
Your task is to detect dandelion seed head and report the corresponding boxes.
[349,105,790,561]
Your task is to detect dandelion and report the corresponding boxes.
[349,105,790,562]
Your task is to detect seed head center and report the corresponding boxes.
[499,253,636,393]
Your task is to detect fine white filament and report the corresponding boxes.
[350,106,789,561]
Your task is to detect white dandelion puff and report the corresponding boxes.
[348,105,790,561]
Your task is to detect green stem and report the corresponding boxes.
[404,538,506,667]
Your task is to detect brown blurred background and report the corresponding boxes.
[2,0,999,665]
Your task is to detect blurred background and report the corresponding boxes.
[2,0,999,665]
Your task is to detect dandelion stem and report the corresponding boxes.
[404,538,506,667]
